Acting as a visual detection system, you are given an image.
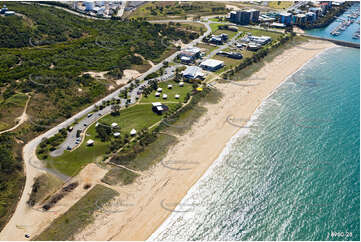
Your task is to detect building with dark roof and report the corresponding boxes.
[230,10,251,25]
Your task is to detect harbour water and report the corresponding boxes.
[150,12,360,242]
[306,3,360,43]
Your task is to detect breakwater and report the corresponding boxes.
[301,33,360,48]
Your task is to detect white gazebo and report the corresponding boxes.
[175,94,180,99]
[179,82,184,87]
[155,92,160,97]
[168,84,173,89]
[87,139,94,146]
[162,94,168,99]
[130,128,137,136]
[157,87,163,92]
[113,132,121,137]
[111,122,118,128]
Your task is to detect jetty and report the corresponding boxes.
[330,7,360,36]
[301,33,360,49]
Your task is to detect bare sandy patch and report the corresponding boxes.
[226,4,241,10]
[0,163,108,240]
[114,69,141,85]
[83,71,108,80]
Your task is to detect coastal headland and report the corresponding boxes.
[72,39,336,241]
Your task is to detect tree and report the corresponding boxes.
[111,104,121,116]
[96,124,112,142]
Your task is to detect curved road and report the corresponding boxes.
[0,20,211,240]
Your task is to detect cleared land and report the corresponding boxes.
[196,43,218,55]
[129,1,227,20]
[267,1,293,10]
[180,22,207,34]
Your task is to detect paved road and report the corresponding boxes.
[117,1,127,18]
[287,1,307,12]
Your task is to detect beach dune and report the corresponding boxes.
[72,39,335,241]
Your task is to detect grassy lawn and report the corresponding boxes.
[237,26,282,40]
[213,28,238,39]
[209,17,225,22]
[209,23,224,32]
[46,137,109,177]
[46,104,170,176]
[196,43,218,55]
[180,22,207,34]
[101,167,139,186]
[99,104,164,134]
[268,1,294,10]
[213,55,243,69]
[34,184,118,241]
[140,80,193,104]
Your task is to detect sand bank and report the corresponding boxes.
[73,40,335,241]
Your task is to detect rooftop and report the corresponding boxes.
[182,66,204,77]
[152,102,162,106]
[280,12,292,17]
[200,59,224,68]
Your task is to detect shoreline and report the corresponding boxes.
[148,44,338,240]
[73,39,336,241]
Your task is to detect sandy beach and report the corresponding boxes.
[70,40,335,241]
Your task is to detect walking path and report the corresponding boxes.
[0,93,31,135]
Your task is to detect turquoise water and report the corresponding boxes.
[306,3,360,43]
[150,48,360,240]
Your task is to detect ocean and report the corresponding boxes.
[149,5,360,241]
